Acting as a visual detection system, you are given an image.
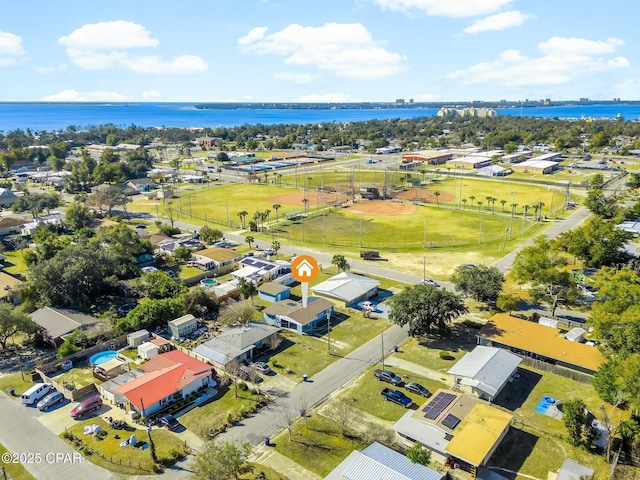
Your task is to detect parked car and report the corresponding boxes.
[405,382,431,397]
[70,395,103,419]
[381,388,413,408]
[374,369,403,386]
[157,414,180,431]
[420,278,440,287]
[37,390,64,411]
[239,364,263,383]
[252,362,272,374]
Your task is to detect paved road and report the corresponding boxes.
[216,324,409,446]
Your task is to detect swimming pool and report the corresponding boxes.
[90,350,119,366]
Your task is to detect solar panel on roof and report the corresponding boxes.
[422,392,456,420]
[441,414,461,430]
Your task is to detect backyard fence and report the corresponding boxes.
[518,356,593,384]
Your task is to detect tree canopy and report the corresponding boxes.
[450,264,504,302]
[388,284,467,337]
[0,304,37,349]
[192,440,253,480]
[331,254,350,273]
[136,271,187,300]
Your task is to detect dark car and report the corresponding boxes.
[405,382,431,397]
[157,414,180,431]
[70,395,102,419]
[37,390,64,411]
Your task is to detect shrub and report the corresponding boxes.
[239,382,249,392]
[438,350,453,360]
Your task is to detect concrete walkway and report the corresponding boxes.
[252,445,321,480]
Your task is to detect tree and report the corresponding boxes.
[593,358,621,404]
[496,294,520,315]
[245,236,254,249]
[450,264,504,302]
[434,191,440,207]
[272,203,281,222]
[332,254,350,273]
[172,245,193,264]
[218,300,254,327]
[90,185,128,216]
[118,298,185,334]
[584,189,619,218]
[406,443,432,465]
[563,399,587,446]
[136,271,187,300]
[324,399,361,437]
[511,236,578,316]
[555,218,633,268]
[238,278,257,306]
[64,200,93,232]
[388,285,468,337]
[184,288,219,319]
[271,240,281,257]
[199,225,223,245]
[0,304,37,350]
[192,440,253,480]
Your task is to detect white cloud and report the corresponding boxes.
[0,30,26,66]
[238,23,405,80]
[142,89,163,100]
[463,11,532,34]
[274,72,316,84]
[539,37,624,56]
[58,21,158,50]
[370,0,513,17]
[295,93,353,102]
[237,27,268,46]
[42,89,128,102]
[33,64,68,74]
[58,21,207,74]
[446,36,629,88]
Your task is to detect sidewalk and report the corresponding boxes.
[252,445,321,480]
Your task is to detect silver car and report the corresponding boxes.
[37,391,64,411]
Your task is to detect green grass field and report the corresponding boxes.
[0,442,36,480]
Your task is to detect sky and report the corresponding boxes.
[1,0,639,103]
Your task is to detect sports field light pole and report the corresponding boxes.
[423,217,427,248]
[508,191,516,239]
[479,208,484,244]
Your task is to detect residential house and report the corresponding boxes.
[0,216,27,236]
[394,389,512,474]
[193,322,280,369]
[135,254,156,268]
[447,346,521,402]
[20,213,64,236]
[258,282,291,303]
[110,350,213,416]
[168,314,198,340]
[156,237,204,255]
[477,314,604,375]
[0,188,18,207]
[124,178,155,193]
[190,247,244,271]
[232,257,293,285]
[311,272,379,306]
[262,297,334,334]
[325,442,444,480]
[30,306,101,347]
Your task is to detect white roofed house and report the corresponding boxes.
[311,272,379,307]
[0,188,18,207]
[447,346,521,402]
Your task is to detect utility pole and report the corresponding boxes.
[423,217,427,248]
[381,332,385,370]
[423,256,426,279]
[327,310,332,354]
[479,209,484,244]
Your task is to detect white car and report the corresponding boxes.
[421,278,440,287]
[141,266,159,273]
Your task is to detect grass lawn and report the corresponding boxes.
[118,349,138,360]
[177,265,202,280]
[55,367,101,388]
[62,418,187,475]
[0,442,36,480]
[269,331,335,382]
[3,250,28,275]
[179,386,264,439]
[273,413,366,477]
[0,372,34,397]
[341,366,448,422]
[394,338,470,373]
[328,311,392,356]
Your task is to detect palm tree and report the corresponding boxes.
[277,173,283,186]
[264,208,271,226]
[302,198,309,215]
[477,201,483,212]
[271,240,281,257]
[237,210,248,229]
[500,199,507,213]
[272,203,281,222]
[511,203,518,215]
[469,195,476,208]
[263,171,269,184]
[261,211,269,231]
[535,201,545,221]
[434,191,441,207]
[461,198,467,210]
[245,236,254,248]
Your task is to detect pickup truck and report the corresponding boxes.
[381,388,413,408]
[374,369,403,386]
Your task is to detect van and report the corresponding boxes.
[20,383,52,406]
[70,395,103,419]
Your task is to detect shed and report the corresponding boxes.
[258,282,291,303]
[538,317,559,328]
[127,329,150,348]
[168,314,198,339]
[565,327,586,343]
[556,459,594,480]
[137,342,159,360]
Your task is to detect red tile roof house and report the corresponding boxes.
[113,350,213,417]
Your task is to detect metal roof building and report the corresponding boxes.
[325,442,444,480]
[447,346,521,401]
[311,272,379,306]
